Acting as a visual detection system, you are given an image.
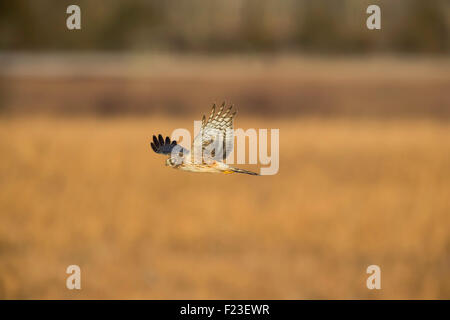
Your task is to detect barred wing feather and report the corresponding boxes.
[192,102,236,162]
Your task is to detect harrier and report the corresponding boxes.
[150,103,258,175]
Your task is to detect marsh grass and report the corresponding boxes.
[0,116,449,298]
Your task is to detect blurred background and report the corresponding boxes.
[0,0,449,299]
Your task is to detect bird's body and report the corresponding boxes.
[175,159,232,174]
[151,103,258,176]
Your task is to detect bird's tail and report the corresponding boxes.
[228,167,259,176]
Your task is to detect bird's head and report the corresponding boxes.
[165,157,177,167]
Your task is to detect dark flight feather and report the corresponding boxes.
[150,134,187,156]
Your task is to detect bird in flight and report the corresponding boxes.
[150,103,258,175]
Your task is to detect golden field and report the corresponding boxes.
[0,116,449,299]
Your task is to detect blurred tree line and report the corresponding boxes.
[0,0,448,53]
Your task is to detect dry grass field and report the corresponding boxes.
[0,0,449,301]
[0,116,449,299]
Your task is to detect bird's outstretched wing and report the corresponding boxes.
[150,134,187,156]
[193,102,236,162]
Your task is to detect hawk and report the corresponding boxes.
[150,103,258,175]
